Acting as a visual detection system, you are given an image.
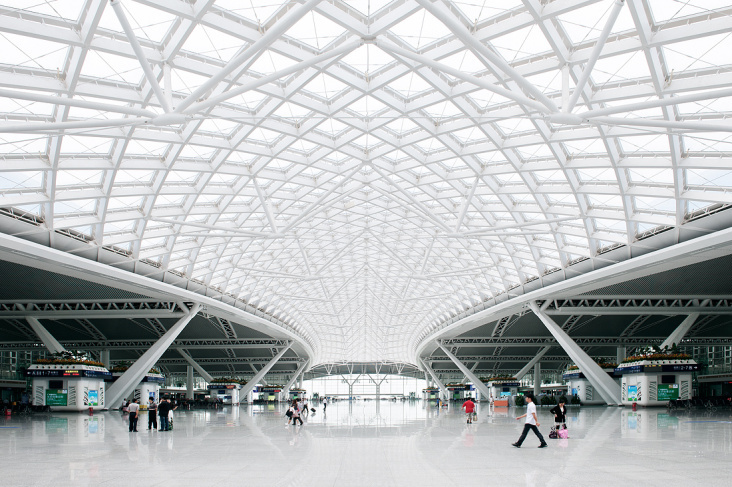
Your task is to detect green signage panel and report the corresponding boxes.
[657,384,679,401]
[46,389,68,406]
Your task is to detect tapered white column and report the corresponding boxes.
[186,366,194,400]
[530,302,621,405]
[617,346,626,364]
[239,343,293,398]
[437,342,492,402]
[420,358,449,400]
[100,350,111,369]
[661,313,700,349]
[516,346,551,380]
[106,304,201,409]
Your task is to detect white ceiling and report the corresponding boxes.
[1,0,732,364]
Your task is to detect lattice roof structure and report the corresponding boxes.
[1,0,732,365]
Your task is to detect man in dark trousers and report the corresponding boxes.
[512,394,547,448]
[147,397,157,431]
[158,398,171,431]
[128,398,139,432]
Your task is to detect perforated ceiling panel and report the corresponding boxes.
[0,260,149,301]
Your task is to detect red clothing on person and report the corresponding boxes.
[462,400,475,413]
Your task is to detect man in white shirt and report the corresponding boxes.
[128,398,140,432]
[512,394,547,448]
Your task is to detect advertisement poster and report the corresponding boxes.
[88,390,98,406]
[657,384,679,401]
[627,385,638,402]
[45,389,68,406]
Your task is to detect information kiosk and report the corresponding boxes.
[563,365,620,405]
[207,382,242,405]
[26,364,111,411]
[288,388,306,401]
[616,359,699,406]
[422,387,439,401]
[486,379,519,406]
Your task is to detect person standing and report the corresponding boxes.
[462,397,476,424]
[302,397,309,416]
[158,398,171,431]
[512,394,547,448]
[322,397,327,412]
[147,397,158,431]
[128,398,140,432]
[550,399,567,434]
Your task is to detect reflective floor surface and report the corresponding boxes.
[1,400,731,486]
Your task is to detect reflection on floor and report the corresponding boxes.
[1,400,731,486]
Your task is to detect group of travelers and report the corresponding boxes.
[459,393,569,449]
[123,397,177,432]
[285,397,330,426]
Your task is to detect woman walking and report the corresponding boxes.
[290,399,303,426]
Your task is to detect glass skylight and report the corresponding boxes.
[1,0,732,365]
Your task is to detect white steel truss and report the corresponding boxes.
[1,0,732,364]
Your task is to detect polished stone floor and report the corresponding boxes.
[1,400,731,486]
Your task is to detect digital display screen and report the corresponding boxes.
[500,392,511,397]
[627,385,638,401]
[63,370,80,377]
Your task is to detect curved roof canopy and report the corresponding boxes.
[1,0,732,365]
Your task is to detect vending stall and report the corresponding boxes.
[26,363,111,411]
[563,364,620,405]
[616,358,699,406]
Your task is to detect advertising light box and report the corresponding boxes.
[657,384,679,401]
[46,389,68,406]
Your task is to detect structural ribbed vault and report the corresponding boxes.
[1,0,732,364]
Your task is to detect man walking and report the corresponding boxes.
[128,398,140,432]
[147,397,157,430]
[322,397,327,412]
[462,396,476,423]
[512,394,547,448]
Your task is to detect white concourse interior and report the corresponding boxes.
[1,0,732,485]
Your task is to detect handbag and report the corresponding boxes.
[558,425,569,439]
[548,426,558,439]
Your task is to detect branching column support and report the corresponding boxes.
[20,306,65,354]
[106,304,201,409]
[282,360,310,398]
[516,346,551,380]
[178,349,213,383]
[530,302,621,405]
[239,343,293,399]
[420,358,448,400]
[437,342,492,402]
[661,313,700,349]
